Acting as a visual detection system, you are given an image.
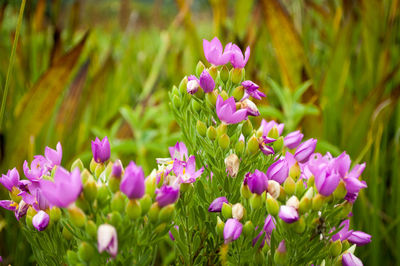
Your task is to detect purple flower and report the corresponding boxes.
[45,142,62,166]
[173,156,204,184]
[169,225,179,241]
[15,200,29,221]
[0,168,20,191]
[216,95,247,124]
[120,161,145,199]
[342,253,363,266]
[203,37,232,66]
[267,158,289,184]
[40,167,82,208]
[331,220,353,241]
[0,200,17,211]
[348,163,366,179]
[32,210,50,231]
[347,231,372,246]
[245,170,268,195]
[23,156,49,182]
[263,215,276,234]
[155,185,179,207]
[278,205,299,224]
[261,120,284,137]
[229,44,250,68]
[314,169,340,196]
[343,177,367,194]
[259,142,275,156]
[199,70,215,93]
[335,152,351,177]
[112,160,123,178]
[169,142,188,162]
[98,224,118,257]
[294,138,317,163]
[277,240,286,253]
[284,131,304,149]
[224,218,243,243]
[187,75,200,94]
[91,136,111,163]
[241,80,265,100]
[241,99,260,117]
[208,197,229,212]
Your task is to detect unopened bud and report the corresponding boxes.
[108,211,122,228]
[241,184,252,199]
[89,158,97,173]
[95,163,105,179]
[172,95,182,109]
[78,242,95,262]
[330,240,342,257]
[293,216,306,234]
[145,172,157,197]
[232,86,245,101]
[283,177,295,195]
[289,162,301,180]
[206,90,218,105]
[221,203,232,219]
[139,194,152,215]
[225,154,240,178]
[217,123,228,137]
[67,250,79,265]
[267,180,280,199]
[243,221,255,237]
[126,199,142,219]
[340,202,353,219]
[63,225,74,240]
[220,90,229,100]
[196,61,206,76]
[71,158,84,172]
[295,179,305,198]
[230,68,243,84]
[218,133,230,150]
[232,203,244,220]
[250,194,263,210]
[86,220,97,239]
[333,181,347,200]
[216,216,225,237]
[148,203,160,222]
[274,241,288,264]
[192,100,201,112]
[208,66,218,80]
[111,192,126,213]
[109,176,120,193]
[307,175,315,188]
[246,136,259,155]
[159,204,175,222]
[312,194,325,211]
[179,76,188,94]
[196,120,207,137]
[242,119,253,137]
[50,207,61,223]
[272,136,284,153]
[83,177,98,203]
[68,206,86,228]
[97,184,111,207]
[298,197,311,214]
[220,65,229,82]
[266,193,279,216]
[278,186,287,202]
[207,126,217,141]
[268,126,280,139]
[286,196,299,209]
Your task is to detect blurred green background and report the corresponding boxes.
[0,0,399,264]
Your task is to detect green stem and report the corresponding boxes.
[0,0,26,130]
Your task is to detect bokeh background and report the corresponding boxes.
[0,0,399,265]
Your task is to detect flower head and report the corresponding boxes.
[224,218,243,243]
[331,220,353,241]
[267,158,289,184]
[23,156,49,182]
[240,99,260,117]
[120,161,145,199]
[278,205,299,223]
[216,95,247,124]
[45,142,62,166]
[32,210,50,231]
[225,154,240,178]
[91,136,111,163]
[40,167,82,208]
[203,37,232,66]
[155,185,179,207]
[173,156,204,184]
[230,44,250,68]
[98,224,118,257]
[0,168,20,191]
[199,70,215,93]
[294,138,317,163]
[284,131,304,149]
[187,75,200,94]
[169,142,188,162]
[241,80,265,100]
[347,231,372,246]
[261,120,284,137]
[245,170,268,195]
[342,253,363,266]
[208,197,229,212]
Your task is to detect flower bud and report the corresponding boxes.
[298,197,311,214]
[235,139,245,154]
[333,180,347,200]
[247,170,268,195]
[67,250,79,264]
[274,240,287,264]
[148,203,160,223]
[90,158,97,173]
[348,231,372,246]
[250,194,263,210]
[139,194,152,215]
[218,133,230,150]
[97,184,111,207]
[286,196,299,209]
[32,210,50,231]
[230,68,243,84]
[241,184,252,199]
[225,154,240,178]
[71,158,84,172]
[196,120,207,137]
[220,65,229,82]
[278,186,287,202]
[126,199,142,219]
[199,70,215,93]
[267,126,280,139]
[172,94,182,109]
[63,225,74,240]
[292,216,306,234]
[284,130,304,149]
[272,136,284,153]
[172,85,179,97]
[205,90,218,106]
[120,162,145,200]
[145,172,157,197]
[232,85,245,101]
[294,138,317,163]
[224,218,243,243]
[80,169,91,184]
[95,163,105,179]
[340,202,353,219]
[330,240,342,257]
[109,176,120,193]
[312,194,325,211]
[159,204,175,222]
[97,224,118,257]
[196,61,206,76]
[208,197,229,212]
[266,193,280,216]
[221,203,232,219]
[78,242,95,262]
[267,180,280,199]
[83,177,98,203]
[91,136,110,164]
[283,177,295,195]
[50,207,61,223]
[208,65,218,80]
[279,205,299,223]
[246,136,259,155]
[192,100,201,112]
[342,252,363,266]
[68,206,86,228]
[155,185,179,207]
[110,192,125,213]
[207,126,217,141]
[217,123,228,137]
[216,216,225,237]
[108,211,122,228]
[179,76,188,94]
[154,223,167,234]
[232,203,244,220]
[220,90,229,100]
[242,119,253,137]
[267,158,289,184]
[295,179,305,198]
[289,162,301,180]
[86,220,97,239]
[243,220,255,237]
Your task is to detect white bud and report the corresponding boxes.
[286,196,299,209]
[241,99,260,116]
[232,203,244,220]
[267,180,280,199]
[98,224,118,257]
[225,154,240,178]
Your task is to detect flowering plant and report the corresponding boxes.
[0,37,370,265]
